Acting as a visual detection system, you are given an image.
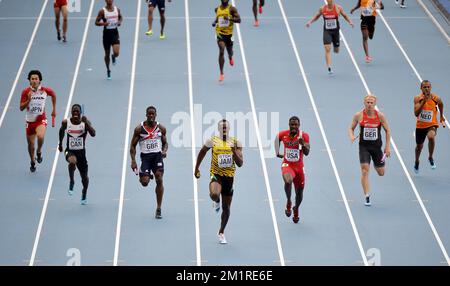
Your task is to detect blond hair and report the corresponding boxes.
[364,94,377,102]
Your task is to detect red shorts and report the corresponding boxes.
[281,163,305,190]
[26,119,47,136]
[54,0,68,8]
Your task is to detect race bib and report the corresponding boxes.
[285,149,300,162]
[29,104,43,115]
[362,7,373,16]
[69,137,84,150]
[419,110,433,123]
[325,19,337,30]
[144,139,160,152]
[218,16,230,28]
[363,127,378,141]
[218,154,233,168]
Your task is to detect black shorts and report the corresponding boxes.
[416,126,437,145]
[211,174,234,197]
[139,152,164,177]
[65,149,88,174]
[359,143,385,168]
[147,0,165,11]
[103,29,120,50]
[216,34,233,48]
[323,28,340,47]
[361,16,376,35]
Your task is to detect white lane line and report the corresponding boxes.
[232,0,285,266]
[28,0,95,266]
[0,0,48,129]
[279,0,368,266]
[184,0,202,266]
[416,0,450,44]
[113,0,141,266]
[377,10,449,129]
[338,12,450,266]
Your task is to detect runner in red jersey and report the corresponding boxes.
[54,0,68,42]
[275,116,310,223]
[19,70,56,172]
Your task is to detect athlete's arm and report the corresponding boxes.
[379,112,391,157]
[348,112,360,143]
[118,8,122,26]
[58,119,67,152]
[95,9,107,26]
[414,95,426,117]
[306,8,322,27]
[194,139,212,178]
[339,6,354,27]
[230,7,241,23]
[232,139,243,167]
[159,124,168,158]
[19,89,31,111]
[299,133,310,156]
[350,0,361,14]
[82,116,96,137]
[437,96,445,125]
[274,135,283,158]
[212,8,218,27]
[130,125,141,171]
[50,89,56,118]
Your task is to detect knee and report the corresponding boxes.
[63,17,68,23]
[427,134,435,141]
[155,178,163,186]
[377,169,385,176]
[140,177,150,187]
[210,193,219,202]
[82,175,89,185]
[68,161,76,168]
[361,168,369,177]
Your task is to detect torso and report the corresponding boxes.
[103,6,119,30]
[139,121,162,154]
[22,86,54,123]
[416,94,439,129]
[66,119,86,151]
[215,4,233,36]
[278,130,309,167]
[322,4,340,30]
[359,109,382,145]
[210,136,236,177]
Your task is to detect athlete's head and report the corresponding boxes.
[326,0,334,5]
[105,0,113,6]
[220,0,229,6]
[146,106,157,123]
[363,94,377,110]
[218,119,230,139]
[289,116,300,135]
[71,104,82,119]
[28,70,42,88]
[420,80,431,95]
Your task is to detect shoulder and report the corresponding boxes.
[414,94,423,102]
[230,6,238,13]
[42,87,56,96]
[278,130,288,138]
[21,87,31,97]
[302,132,310,142]
[431,94,441,102]
[158,124,167,133]
[377,111,387,121]
[353,111,362,119]
[134,124,142,133]
[204,137,214,148]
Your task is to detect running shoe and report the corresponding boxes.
[229,58,234,66]
[254,20,259,27]
[218,233,227,244]
[155,208,162,219]
[159,33,166,40]
[81,193,87,205]
[57,30,61,41]
[400,1,406,8]
[112,54,116,65]
[364,196,371,206]
[30,161,36,173]
[219,74,225,82]
[145,29,153,36]
[328,67,333,75]
[285,201,292,217]
[259,5,263,14]
[107,70,111,80]
[429,158,436,170]
[68,181,75,196]
[414,161,419,174]
[36,152,43,164]
[62,35,67,43]
[365,56,373,63]
[292,207,299,223]
[395,0,399,4]
[213,200,220,213]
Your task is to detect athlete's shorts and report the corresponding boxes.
[281,163,305,190]
[359,143,385,167]
[140,152,164,177]
[361,15,376,38]
[103,29,120,50]
[216,33,234,48]
[323,28,340,48]
[26,119,47,136]
[147,0,166,11]
[65,149,88,174]
[54,0,68,9]
[415,126,437,145]
[210,174,234,196]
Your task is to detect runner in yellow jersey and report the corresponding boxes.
[351,0,384,63]
[212,0,241,82]
[194,119,243,244]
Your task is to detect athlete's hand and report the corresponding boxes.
[194,168,201,179]
[350,135,356,143]
[161,150,167,158]
[350,22,354,28]
[131,160,138,173]
[298,137,305,146]
[277,154,283,159]
[384,147,391,158]
[441,117,446,128]
[51,110,56,118]
[306,22,311,28]
[58,143,63,152]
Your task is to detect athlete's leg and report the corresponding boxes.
[324,44,332,68]
[27,134,36,164]
[67,155,77,185]
[219,195,232,234]
[104,46,111,72]
[209,180,222,202]
[154,170,164,210]
[112,43,120,58]
[217,40,226,75]
[147,5,155,32]
[35,124,46,156]
[282,172,293,204]
[54,6,61,40]
[362,28,369,57]
[427,129,436,160]
[159,8,166,36]
[360,163,370,196]
[252,0,258,21]
[61,5,68,40]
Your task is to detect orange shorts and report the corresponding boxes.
[54,0,68,8]
[281,163,305,190]
[26,119,47,136]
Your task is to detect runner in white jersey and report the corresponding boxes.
[95,0,122,80]
[19,70,56,172]
[58,104,96,205]
[130,106,168,219]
